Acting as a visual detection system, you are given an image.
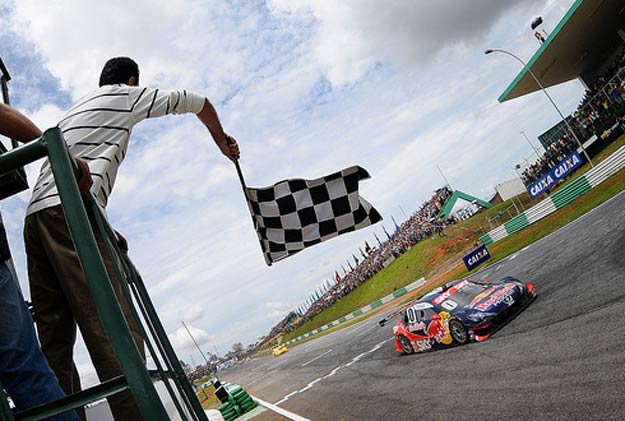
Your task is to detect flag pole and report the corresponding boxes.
[228,136,274,265]
[227,135,249,198]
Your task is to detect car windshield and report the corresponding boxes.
[440,282,489,306]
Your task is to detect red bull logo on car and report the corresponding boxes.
[472,284,515,311]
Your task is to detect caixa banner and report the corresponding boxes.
[463,244,491,271]
[528,151,583,199]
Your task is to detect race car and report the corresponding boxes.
[272,345,288,357]
[386,277,535,354]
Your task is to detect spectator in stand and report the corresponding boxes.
[519,47,625,187]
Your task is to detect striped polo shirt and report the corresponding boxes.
[26,84,206,216]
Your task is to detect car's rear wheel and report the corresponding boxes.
[398,335,414,354]
[449,319,468,344]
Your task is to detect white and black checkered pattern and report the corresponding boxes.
[246,166,382,265]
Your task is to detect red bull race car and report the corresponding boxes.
[380,277,536,354]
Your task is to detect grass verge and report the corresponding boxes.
[195,383,221,410]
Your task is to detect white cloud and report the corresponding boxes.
[168,325,214,353]
[178,304,205,323]
[27,103,65,130]
[269,0,543,85]
[8,0,186,99]
[264,302,293,320]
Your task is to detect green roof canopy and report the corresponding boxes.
[438,190,492,220]
[499,0,625,102]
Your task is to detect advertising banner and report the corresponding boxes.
[462,244,491,271]
[528,151,582,199]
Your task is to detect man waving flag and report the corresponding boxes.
[244,166,382,265]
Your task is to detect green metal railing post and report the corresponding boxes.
[0,140,47,176]
[124,259,209,420]
[16,377,129,421]
[86,197,191,420]
[43,127,168,420]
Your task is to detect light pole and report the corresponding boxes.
[435,163,452,189]
[520,130,541,158]
[485,48,593,167]
[181,320,210,366]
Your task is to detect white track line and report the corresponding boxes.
[275,338,391,405]
[301,349,333,367]
[323,365,343,379]
[252,396,311,421]
[284,391,299,399]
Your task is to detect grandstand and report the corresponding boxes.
[502,0,625,187]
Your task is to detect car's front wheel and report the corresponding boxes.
[397,335,414,354]
[449,319,469,344]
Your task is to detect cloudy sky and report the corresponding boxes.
[0,0,582,384]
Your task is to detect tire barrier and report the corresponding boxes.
[480,145,625,245]
[277,277,427,348]
[217,383,257,421]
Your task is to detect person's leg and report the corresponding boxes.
[25,212,85,420]
[0,260,79,421]
[28,206,144,420]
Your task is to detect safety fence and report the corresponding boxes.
[280,277,427,347]
[480,145,625,245]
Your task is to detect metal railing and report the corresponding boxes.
[0,128,208,420]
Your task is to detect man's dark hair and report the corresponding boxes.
[98,57,140,87]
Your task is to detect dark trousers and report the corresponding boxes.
[24,205,144,421]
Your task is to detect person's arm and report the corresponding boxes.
[0,103,92,192]
[0,102,42,141]
[127,87,240,162]
[196,99,240,163]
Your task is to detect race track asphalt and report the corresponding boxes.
[222,190,625,420]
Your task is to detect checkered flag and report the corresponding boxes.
[245,166,382,265]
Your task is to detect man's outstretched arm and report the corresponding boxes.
[127,87,240,162]
[196,99,240,162]
[0,103,42,142]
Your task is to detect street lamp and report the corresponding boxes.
[520,130,541,158]
[485,48,593,167]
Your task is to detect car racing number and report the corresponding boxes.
[405,302,434,324]
[405,306,420,324]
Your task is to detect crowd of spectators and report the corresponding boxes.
[520,133,578,185]
[265,187,455,338]
[520,48,625,186]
